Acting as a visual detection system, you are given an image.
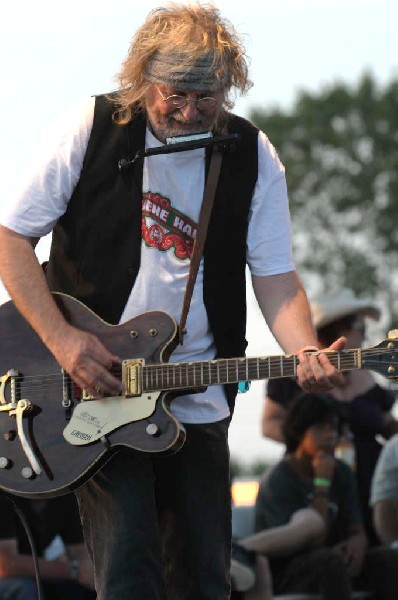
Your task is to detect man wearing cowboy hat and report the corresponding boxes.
[262,288,398,545]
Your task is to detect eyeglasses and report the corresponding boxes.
[156,85,218,112]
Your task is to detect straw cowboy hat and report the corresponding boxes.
[310,288,380,330]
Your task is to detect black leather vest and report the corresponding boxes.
[46,94,259,411]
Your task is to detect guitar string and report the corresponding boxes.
[7,345,394,385]
[5,348,395,386]
[3,347,395,401]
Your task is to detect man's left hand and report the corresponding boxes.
[296,336,347,392]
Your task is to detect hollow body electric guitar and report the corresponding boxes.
[0,293,397,499]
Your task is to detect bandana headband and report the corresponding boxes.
[145,50,225,92]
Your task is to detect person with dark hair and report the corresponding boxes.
[0,3,345,598]
[0,494,94,600]
[370,434,398,546]
[282,392,341,452]
[262,288,398,545]
[255,392,398,599]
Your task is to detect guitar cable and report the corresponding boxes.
[0,492,44,600]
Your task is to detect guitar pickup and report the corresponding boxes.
[122,359,145,396]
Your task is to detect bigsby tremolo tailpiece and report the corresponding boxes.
[0,370,41,477]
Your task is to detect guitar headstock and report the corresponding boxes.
[362,330,398,380]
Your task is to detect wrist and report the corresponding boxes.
[313,477,331,488]
[299,345,320,355]
[70,558,80,581]
[312,489,330,499]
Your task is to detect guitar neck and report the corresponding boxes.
[141,348,363,392]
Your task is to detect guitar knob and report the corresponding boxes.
[146,423,160,437]
[0,457,11,469]
[21,467,35,479]
[3,431,16,442]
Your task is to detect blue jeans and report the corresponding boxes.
[76,419,231,600]
[0,578,38,600]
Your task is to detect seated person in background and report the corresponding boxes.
[232,507,325,600]
[370,433,398,547]
[231,551,273,600]
[254,392,398,600]
[0,493,95,599]
[230,478,274,600]
[262,288,398,545]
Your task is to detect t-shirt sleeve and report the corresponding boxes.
[254,463,308,531]
[370,435,398,505]
[266,377,301,408]
[0,97,94,238]
[350,384,397,435]
[246,131,295,277]
[376,384,396,412]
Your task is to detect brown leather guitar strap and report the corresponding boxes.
[178,146,222,345]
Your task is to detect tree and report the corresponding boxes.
[230,457,273,478]
[250,73,398,330]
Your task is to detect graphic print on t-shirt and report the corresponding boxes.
[142,191,197,260]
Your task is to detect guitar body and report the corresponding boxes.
[0,293,185,498]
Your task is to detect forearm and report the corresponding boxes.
[0,225,123,396]
[310,496,330,534]
[0,225,69,349]
[373,500,398,544]
[0,541,93,589]
[261,398,286,442]
[240,508,325,556]
[252,271,318,353]
[0,551,72,581]
[262,416,285,442]
[311,453,335,539]
[252,271,346,391]
[34,556,72,581]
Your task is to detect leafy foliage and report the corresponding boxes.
[230,457,273,478]
[250,73,398,329]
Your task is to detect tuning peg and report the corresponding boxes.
[388,330,398,339]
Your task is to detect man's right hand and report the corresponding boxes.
[0,227,123,398]
[47,323,123,398]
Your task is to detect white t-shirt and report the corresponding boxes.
[370,434,398,505]
[0,97,294,424]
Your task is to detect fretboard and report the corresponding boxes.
[141,348,362,392]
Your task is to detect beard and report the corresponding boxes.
[147,109,218,143]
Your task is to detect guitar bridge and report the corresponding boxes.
[122,359,145,396]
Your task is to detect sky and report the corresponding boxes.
[0,0,397,466]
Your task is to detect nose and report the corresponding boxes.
[178,100,200,120]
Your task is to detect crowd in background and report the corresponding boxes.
[232,288,398,599]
